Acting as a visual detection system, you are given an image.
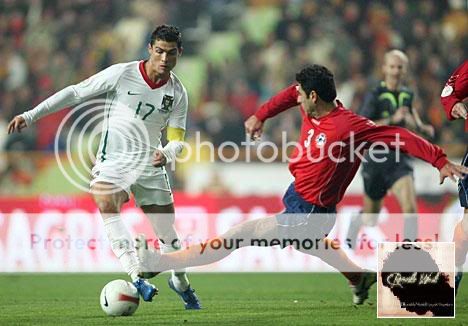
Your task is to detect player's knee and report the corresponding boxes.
[95,197,120,214]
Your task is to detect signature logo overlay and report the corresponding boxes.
[377,242,455,318]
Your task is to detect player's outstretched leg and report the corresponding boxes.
[301,238,377,305]
[346,211,363,249]
[138,217,278,273]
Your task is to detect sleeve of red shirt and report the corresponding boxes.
[352,116,448,170]
[254,84,299,122]
[440,59,468,120]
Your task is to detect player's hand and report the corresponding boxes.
[152,150,167,167]
[7,115,27,134]
[391,107,409,125]
[419,124,435,138]
[244,115,264,140]
[450,102,467,120]
[439,161,468,184]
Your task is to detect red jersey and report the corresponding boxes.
[440,59,468,131]
[255,85,448,207]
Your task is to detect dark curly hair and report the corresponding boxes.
[150,24,182,49]
[295,65,337,103]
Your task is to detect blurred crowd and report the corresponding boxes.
[0,0,467,191]
[194,0,467,150]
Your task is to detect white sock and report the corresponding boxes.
[161,241,190,291]
[103,215,140,281]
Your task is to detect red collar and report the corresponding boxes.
[139,60,169,89]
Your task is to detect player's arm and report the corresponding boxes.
[153,86,188,167]
[7,64,123,134]
[352,117,468,184]
[245,84,299,140]
[441,60,468,122]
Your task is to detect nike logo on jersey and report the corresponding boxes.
[128,91,141,95]
[311,119,320,125]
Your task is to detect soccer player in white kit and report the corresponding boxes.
[7,25,201,309]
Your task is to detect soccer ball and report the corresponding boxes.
[100,280,140,316]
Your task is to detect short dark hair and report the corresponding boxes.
[150,24,182,49]
[295,65,336,102]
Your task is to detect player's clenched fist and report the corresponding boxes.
[7,115,27,134]
[244,115,264,140]
[450,102,467,120]
[152,149,167,167]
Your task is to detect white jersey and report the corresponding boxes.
[22,61,188,178]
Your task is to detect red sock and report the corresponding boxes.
[453,221,468,267]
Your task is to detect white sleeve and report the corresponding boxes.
[161,84,188,164]
[21,64,124,126]
[167,84,188,130]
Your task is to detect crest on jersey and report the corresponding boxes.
[315,133,327,147]
[160,95,174,112]
[441,85,453,98]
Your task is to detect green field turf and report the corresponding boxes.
[0,273,465,325]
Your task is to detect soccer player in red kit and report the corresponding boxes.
[137,65,467,305]
[440,59,468,295]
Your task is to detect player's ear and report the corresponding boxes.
[178,47,183,56]
[147,43,153,54]
[310,90,317,102]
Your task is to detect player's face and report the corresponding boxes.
[383,55,407,82]
[297,85,317,115]
[148,40,180,77]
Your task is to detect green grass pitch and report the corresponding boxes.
[0,273,465,325]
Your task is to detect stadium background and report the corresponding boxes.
[0,0,467,272]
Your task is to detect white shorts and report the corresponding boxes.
[90,162,173,207]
